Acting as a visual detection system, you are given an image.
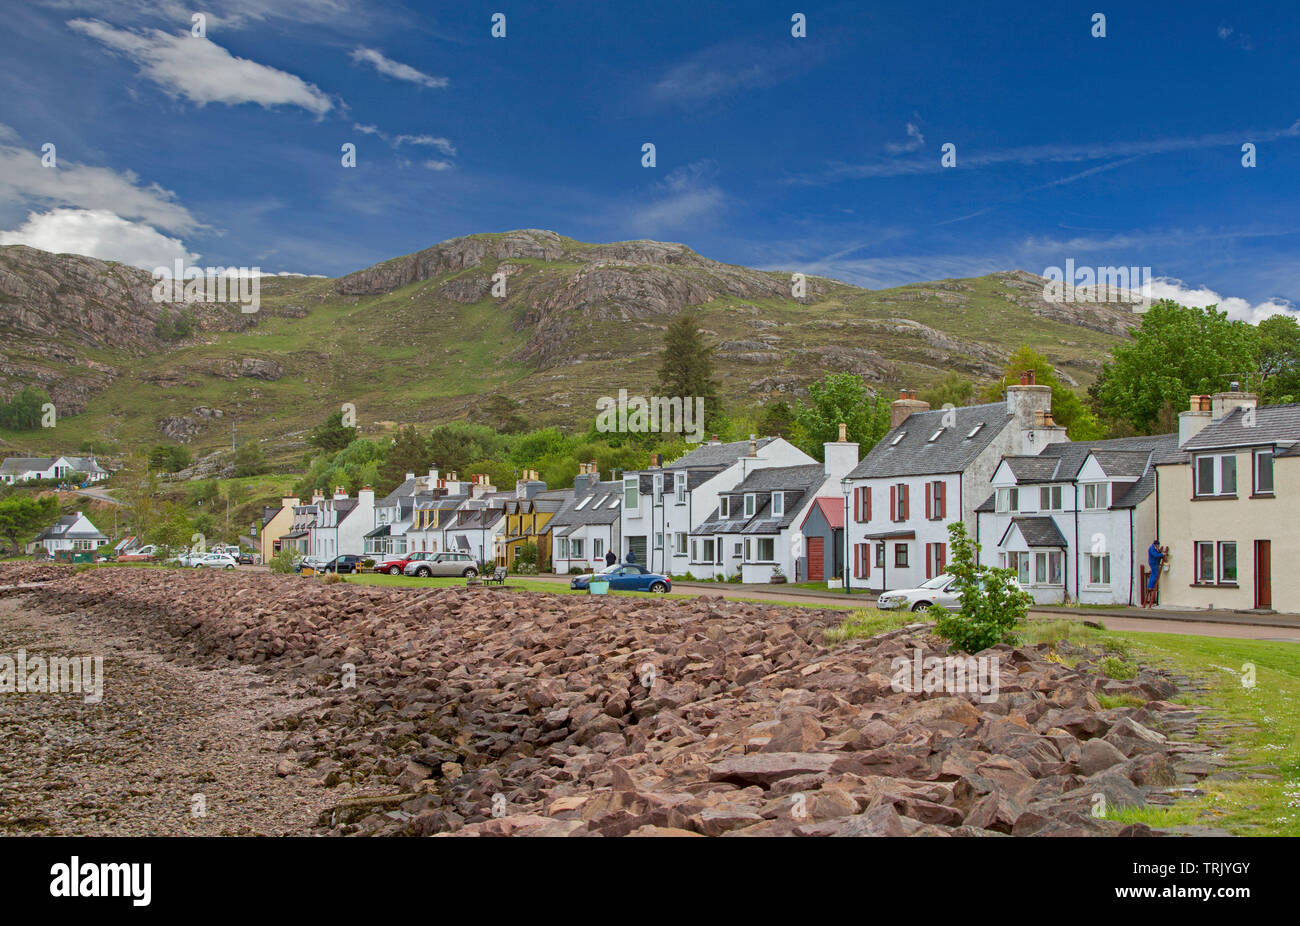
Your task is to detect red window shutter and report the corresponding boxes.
[937,543,946,574]
[865,486,872,522]
[863,544,870,578]
[853,487,861,522]
[936,481,945,518]
[925,543,932,578]
[902,485,910,520]
[889,485,897,523]
[925,483,932,519]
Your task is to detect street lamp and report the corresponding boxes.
[841,477,851,595]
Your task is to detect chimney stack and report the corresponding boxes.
[1211,387,1257,423]
[890,389,930,429]
[823,423,859,477]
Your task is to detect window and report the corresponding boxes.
[928,428,944,442]
[700,539,714,562]
[1254,450,1274,496]
[654,532,663,550]
[674,533,687,556]
[925,542,946,578]
[995,487,1019,513]
[575,495,593,510]
[854,486,872,522]
[926,480,946,519]
[1039,485,1062,510]
[757,538,775,561]
[653,474,663,503]
[675,472,687,503]
[1218,541,1237,584]
[890,431,906,446]
[892,484,909,521]
[556,538,569,559]
[1035,552,1047,583]
[593,539,604,559]
[744,539,752,561]
[1049,552,1063,584]
[734,543,742,557]
[571,539,584,559]
[1194,454,1237,497]
[854,543,870,578]
[624,476,639,512]
[1195,541,1215,584]
[719,495,731,518]
[967,423,984,439]
[770,492,784,517]
[894,543,909,568]
[1087,553,1111,586]
[1083,483,1109,509]
[744,494,756,517]
[875,544,885,568]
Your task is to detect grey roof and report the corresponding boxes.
[1000,456,1061,484]
[848,404,1011,479]
[0,456,53,474]
[35,514,106,542]
[1004,516,1068,548]
[662,438,775,470]
[548,480,622,530]
[1034,434,1178,481]
[697,464,826,535]
[1178,403,1300,454]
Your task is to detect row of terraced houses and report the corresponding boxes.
[254,373,1298,614]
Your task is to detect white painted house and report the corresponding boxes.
[620,436,815,575]
[843,377,1067,592]
[307,486,375,559]
[0,455,110,485]
[33,511,107,555]
[974,434,1177,605]
[550,464,622,573]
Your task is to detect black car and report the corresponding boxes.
[235,551,254,565]
[323,554,365,574]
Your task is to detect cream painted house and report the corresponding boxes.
[1155,390,1297,612]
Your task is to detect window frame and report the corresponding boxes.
[894,543,909,568]
[770,491,784,518]
[1217,540,1238,585]
[1253,449,1275,497]
[744,494,756,518]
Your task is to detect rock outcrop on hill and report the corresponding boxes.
[6,566,1218,837]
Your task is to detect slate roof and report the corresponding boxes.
[1034,434,1178,481]
[663,438,775,470]
[696,464,827,535]
[35,514,106,542]
[1004,516,1068,548]
[547,480,622,531]
[1174,403,1300,455]
[0,456,108,475]
[982,434,1177,511]
[847,403,1011,479]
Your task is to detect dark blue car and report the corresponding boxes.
[570,564,671,593]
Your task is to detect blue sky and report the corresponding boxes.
[1,0,1298,320]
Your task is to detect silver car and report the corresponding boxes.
[404,552,480,578]
[876,574,1025,612]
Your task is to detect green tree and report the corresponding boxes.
[117,455,160,538]
[309,410,359,454]
[1090,301,1258,434]
[793,372,892,461]
[929,521,1032,654]
[233,441,266,477]
[0,494,59,553]
[148,444,191,473]
[378,425,432,492]
[1255,313,1300,404]
[657,310,722,431]
[471,394,529,434]
[920,372,974,410]
[0,386,53,430]
[757,400,797,439]
[979,346,1106,440]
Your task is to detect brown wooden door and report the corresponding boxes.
[1255,540,1272,609]
[807,536,825,581]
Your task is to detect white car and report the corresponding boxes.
[875,574,1024,612]
[173,549,207,567]
[194,552,238,570]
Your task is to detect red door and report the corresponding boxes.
[807,536,825,581]
[1255,541,1272,609]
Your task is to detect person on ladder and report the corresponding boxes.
[1145,539,1167,607]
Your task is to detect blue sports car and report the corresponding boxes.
[570,563,672,593]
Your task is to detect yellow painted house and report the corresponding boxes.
[497,473,570,568]
[259,496,300,564]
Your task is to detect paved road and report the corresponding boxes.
[67,486,121,506]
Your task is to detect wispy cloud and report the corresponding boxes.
[886,122,925,155]
[350,47,448,89]
[648,38,824,107]
[68,19,333,114]
[348,124,458,168]
[45,0,361,30]
[632,161,725,234]
[394,134,456,156]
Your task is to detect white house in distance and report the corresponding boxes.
[974,434,1177,605]
[691,427,859,582]
[0,455,110,485]
[843,375,1067,592]
[550,464,623,573]
[307,486,375,559]
[32,511,107,555]
[620,436,814,575]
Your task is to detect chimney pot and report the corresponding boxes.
[837,422,847,442]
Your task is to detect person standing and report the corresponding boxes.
[1145,539,1166,607]
[605,548,617,567]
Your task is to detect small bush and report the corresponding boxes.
[1099,655,1138,680]
[322,573,344,585]
[930,521,1032,654]
[268,548,297,574]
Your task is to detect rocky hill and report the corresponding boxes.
[0,230,1135,456]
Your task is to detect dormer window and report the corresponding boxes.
[623,476,639,512]
[995,487,1019,513]
[890,431,906,446]
[719,496,731,518]
[1083,483,1110,509]
[744,493,756,517]
[771,492,784,517]
[675,472,687,503]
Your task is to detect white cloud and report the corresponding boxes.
[0,208,196,269]
[422,160,454,171]
[0,143,198,233]
[46,1,359,29]
[68,19,333,115]
[886,122,925,154]
[1146,277,1294,325]
[395,134,456,155]
[350,48,448,89]
[633,161,725,234]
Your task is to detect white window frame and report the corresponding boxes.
[1254,449,1274,496]
[1083,483,1110,510]
[675,472,687,504]
[719,496,731,518]
[756,537,775,562]
[1194,453,1237,497]
[770,492,784,517]
[624,476,640,514]
[1086,552,1111,586]
[744,494,756,517]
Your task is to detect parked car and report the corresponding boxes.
[404,552,479,578]
[875,574,1025,612]
[235,550,254,565]
[295,556,329,574]
[322,554,365,574]
[172,549,207,567]
[117,544,159,562]
[195,552,238,570]
[377,551,432,575]
[570,564,671,593]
